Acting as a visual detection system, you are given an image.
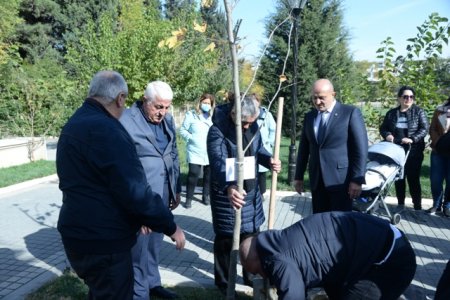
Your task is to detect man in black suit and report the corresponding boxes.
[294,79,368,213]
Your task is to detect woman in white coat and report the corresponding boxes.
[180,93,215,208]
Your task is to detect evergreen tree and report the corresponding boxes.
[13,0,120,61]
[56,0,120,53]
[200,0,231,97]
[257,0,361,136]
[0,0,21,64]
[14,0,63,61]
[200,0,227,40]
[164,0,195,20]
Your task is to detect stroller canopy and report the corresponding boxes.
[368,141,407,167]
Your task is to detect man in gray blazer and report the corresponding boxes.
[120,81,181,299]
[294,79,368,213]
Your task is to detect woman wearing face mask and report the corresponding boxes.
[380,86,429,213]
[180,93,215,208]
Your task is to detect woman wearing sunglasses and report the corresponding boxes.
[380,86,429,213]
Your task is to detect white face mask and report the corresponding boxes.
[201,103,211,112]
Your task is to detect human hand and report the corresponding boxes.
[294,180,304,194]
[270,158,281,173]
[140,226,152,235]
[170,225,186,250]
[401,137,413,144]
[348,182,362,199]
[386,135,394,142]
[227,185,246,209]
[170,193,181,210]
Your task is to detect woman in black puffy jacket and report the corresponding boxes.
[380,86,429,212]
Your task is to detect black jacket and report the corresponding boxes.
[379,104,429,151]
[257,212,396,300]
[57,98,176,254]
[207,103,271,235]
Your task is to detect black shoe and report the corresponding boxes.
[444,207,450,217]
[394,204,405,213]
[218,286,237,298]
[184,199,192,209]
[150,286,178,299]
[202,195,210,206]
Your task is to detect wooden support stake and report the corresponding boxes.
[268,97,284,230]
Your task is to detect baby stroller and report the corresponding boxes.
[353,141,410,225]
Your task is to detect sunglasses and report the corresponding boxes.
[402,95,414,100]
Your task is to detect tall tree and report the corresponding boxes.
[13,0,120,61]
[200,0,231,97]
[56,0,120,53]
[0,0,22,64]
[14,0,63,61]
[164,0,195,20]
[375,13,450,117]
[65,0,222,104]
[257,0,360,136]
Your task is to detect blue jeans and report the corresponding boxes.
[430,151,450,209]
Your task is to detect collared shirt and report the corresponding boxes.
[315,100,337,139]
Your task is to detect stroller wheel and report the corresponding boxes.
[391,213,401,225]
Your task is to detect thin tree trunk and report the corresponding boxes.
[223,1,244,299]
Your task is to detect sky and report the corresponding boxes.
[228,0,450,61]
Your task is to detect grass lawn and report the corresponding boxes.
[0,160,56,188]
[26,270,252,300]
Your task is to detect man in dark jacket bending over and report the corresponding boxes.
[57,70,185,300]
[240,212,416,300]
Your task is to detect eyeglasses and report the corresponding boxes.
[402,95,414,100]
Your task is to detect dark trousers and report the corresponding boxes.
[186,163,210,200]
[311,174,352,214]
[65,249,134,300]
[430,151,450,209]
[435,259,450,300]
[214,232,257,289]
[395,150,423,209]
[258,172,267,195]
[131,181,169,299]
[326,234,416,300]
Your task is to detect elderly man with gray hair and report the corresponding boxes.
[207,95,281,295]
[120,80,182,299]
[57,71,185,300]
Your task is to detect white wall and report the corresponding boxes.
[0,138,47,168]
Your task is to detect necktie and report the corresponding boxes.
[317,112,326,143]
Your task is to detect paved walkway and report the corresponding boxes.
[0,176,449,299]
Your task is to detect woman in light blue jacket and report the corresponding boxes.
[256,96,276,195]
[180,93,215,208]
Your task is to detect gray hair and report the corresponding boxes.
[88,70,128,103]
[144,81,173,103]
[240,95,260,121]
